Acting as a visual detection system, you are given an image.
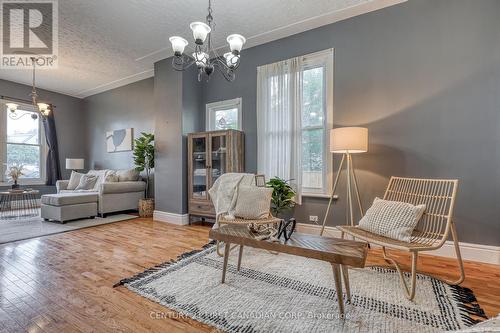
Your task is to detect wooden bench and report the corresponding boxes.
[209,224,368,317]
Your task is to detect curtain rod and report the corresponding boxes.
[0,95,56,108]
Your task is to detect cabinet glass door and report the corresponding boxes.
[192,135,208,199]
[210,133,227,186]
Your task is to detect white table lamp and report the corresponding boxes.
[321,127,368,235]
[66,158,84,171]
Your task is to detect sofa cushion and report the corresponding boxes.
[116,168,140,182]
[105,171,119,182]
[67,171,84,190]
[41,193,98,206]
[75,174,98,190]
[87,169,112,190]
[100,181,146,194]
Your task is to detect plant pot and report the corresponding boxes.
[139,198,154,217]
[11,181,19,189]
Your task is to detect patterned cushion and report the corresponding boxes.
[116,169,140,182]
[232,186,273,220]
[75,174,98,191]
[67,171,84,190]
[358,197,426,242]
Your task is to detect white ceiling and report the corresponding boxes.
[0,0,405,98]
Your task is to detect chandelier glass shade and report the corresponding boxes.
[6,57,51,120]
[169,0,246,82]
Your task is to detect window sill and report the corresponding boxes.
[302,193,338,200]
[0,181,46,187]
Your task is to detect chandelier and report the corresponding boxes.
[169,0,246,82]
[6,57,50,120]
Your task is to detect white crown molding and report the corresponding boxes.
[153,210,190,226]
[82,0,407,98]
[76,69,154,98]
[296,223,500,265]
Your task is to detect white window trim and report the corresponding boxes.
[301,48,334,197]
[206,97,242,131]
[0,102,47,186]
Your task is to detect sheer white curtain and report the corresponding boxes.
[257,57,303,204]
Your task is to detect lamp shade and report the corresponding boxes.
[330,127,368,154]
[189,22,211,43]
[65,158,84,170]
[226,34,246,53]
[169,36,188,55]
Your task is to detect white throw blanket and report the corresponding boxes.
[208,173,255,223]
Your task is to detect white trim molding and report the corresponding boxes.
[296,223,500,265]
[153,210,190,226]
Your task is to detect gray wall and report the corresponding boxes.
[0,79,85,192]
[83,78,155,170]
[154,60,203,214]
[202,0,500,245]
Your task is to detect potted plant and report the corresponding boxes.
[5,163,24,189]
[266,177,296,217]
[133,132,155,217]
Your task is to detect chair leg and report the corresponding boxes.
[442,221,466,285]
[237,245,244,271]
[216,241,224,257]
[382,247,418,301]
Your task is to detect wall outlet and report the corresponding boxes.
[309,215,319,223]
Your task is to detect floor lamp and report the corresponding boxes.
[320,127,368,236]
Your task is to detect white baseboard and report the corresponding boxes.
[153,210,190,225]
[296,223,500,265]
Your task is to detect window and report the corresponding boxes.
[257,49,333,200]
[300,54,333,195]
[206,97,242,131]
[0,102,46,184]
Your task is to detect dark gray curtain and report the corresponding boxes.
[42,110,61,185]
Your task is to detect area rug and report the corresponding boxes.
[0,211,137,244]
[115,242,487,333]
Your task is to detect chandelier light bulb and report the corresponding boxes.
[227,34,246,53]
[189,22,211,44]
[192,52,208,67]
[37,103,50,116]
[224,52,238,68]
[169,36,188,56]
[6,103,18,112]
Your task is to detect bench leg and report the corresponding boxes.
[237,245,243,271]
[331,263,345,318]
[222,242,231,283]
[340,265,351,302]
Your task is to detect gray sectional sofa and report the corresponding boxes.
[41,169,146,223]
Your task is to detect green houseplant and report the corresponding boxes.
[133,132,155,217]
[266,177,296,217]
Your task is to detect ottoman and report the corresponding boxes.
[41,193,98,223]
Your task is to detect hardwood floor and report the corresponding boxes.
[0,217,498,332]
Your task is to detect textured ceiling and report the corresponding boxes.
[0,0,405,98]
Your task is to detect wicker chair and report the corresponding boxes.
[337,177,465,301]
[213,175,282,258]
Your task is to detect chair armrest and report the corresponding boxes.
[56,180,69,192]
[99,181,146,194]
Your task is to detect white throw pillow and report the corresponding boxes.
[75,174,98,191]
[67,171,84,190]
[105,171,119,182]
[358,197,426,242]
[232,186,273,220]
[116,169,140,182]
